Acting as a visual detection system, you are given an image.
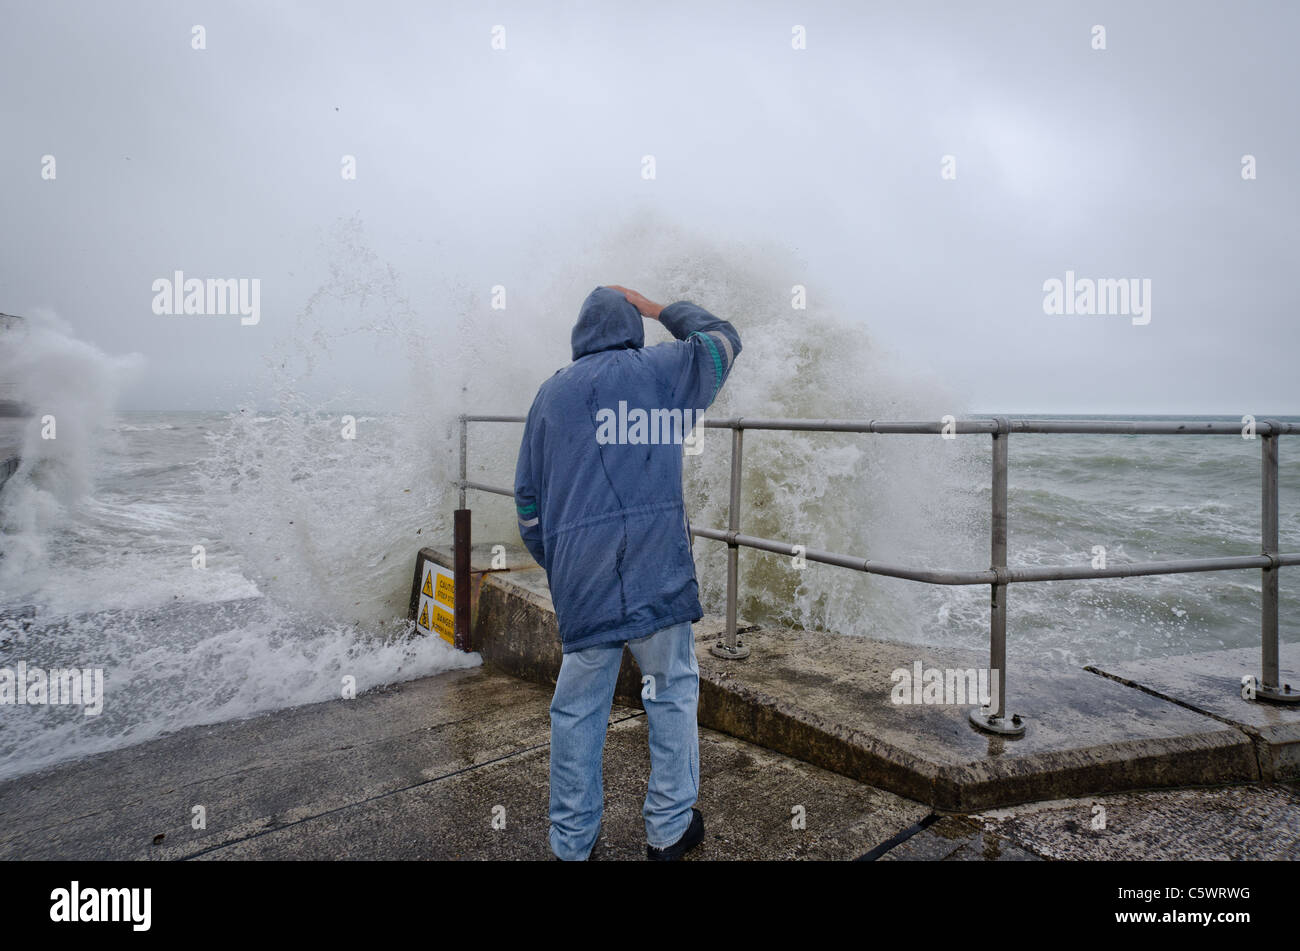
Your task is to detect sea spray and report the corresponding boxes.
[0,224,482,781]
[455,213,990,647]
[198,215,462,624]
[0,311,143,591]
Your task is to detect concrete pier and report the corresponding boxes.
[1089,646,1300,782]
[0,668,930,861]
[2,656,1297,861]
[2,539,1297,860]
[0,418,22,491]
[437,543,1294,811]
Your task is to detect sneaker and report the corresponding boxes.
[646,808,704,861]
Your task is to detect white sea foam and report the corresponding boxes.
[0,311,143,586]
[0,225,479,779]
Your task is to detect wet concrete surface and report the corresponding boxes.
[966,783,1300,860]
[1090,644,1300,781]
[0,667,927,861]
[3,663,1296,861]
[460,551,1263,811]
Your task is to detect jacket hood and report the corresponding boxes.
[571,286,644,360]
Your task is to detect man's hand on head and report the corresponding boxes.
[606,285,663,320]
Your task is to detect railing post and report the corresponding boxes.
[1254,425,1296,702]
[453,508,471,651]
[971,419,1025,736]
[458,415,468,511]
[453,414,471,652]
[712,424,751,660]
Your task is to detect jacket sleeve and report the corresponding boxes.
[513,405,546,567]
[652,301,742,411]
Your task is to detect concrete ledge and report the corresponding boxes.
[694,627,1255,811]
[0,455,17,490]
[0,417,22,491]
[1089,644,1300,782]
[445,545,1261,811]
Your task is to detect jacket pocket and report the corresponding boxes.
[622,506,697,608]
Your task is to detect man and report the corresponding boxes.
[514,285,741,861]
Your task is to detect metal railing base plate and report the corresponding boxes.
[1254,684,1300,704]
[711,641,751,660]
[969,708,1027,737]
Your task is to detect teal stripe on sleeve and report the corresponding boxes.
[688,331,725,402]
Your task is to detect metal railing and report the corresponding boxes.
[455,413,1300,736]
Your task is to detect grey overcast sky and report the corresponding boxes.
[1,0,1296,414]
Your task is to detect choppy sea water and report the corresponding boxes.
[2,409,1295,782]
[0,410,481,781]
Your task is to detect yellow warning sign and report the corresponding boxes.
[413,559,457,647]
[434,570,454,609]
[430,602,454,643]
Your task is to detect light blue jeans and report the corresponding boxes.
[549,620,701,860]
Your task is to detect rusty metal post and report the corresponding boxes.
[454,507,471,652]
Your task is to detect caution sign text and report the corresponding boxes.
[415,561,457,646]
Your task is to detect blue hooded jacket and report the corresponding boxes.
[514,287,742,652]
